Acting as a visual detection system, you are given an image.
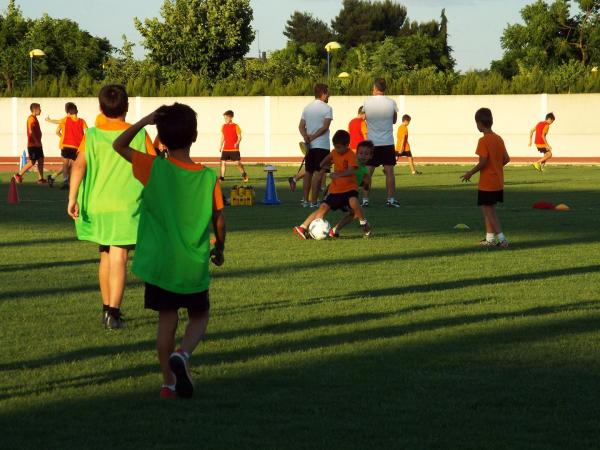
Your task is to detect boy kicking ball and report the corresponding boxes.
[293,130,371,239]
[461,108,510,248]
[113,103,226,399]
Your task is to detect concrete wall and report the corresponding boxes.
[1,94,598,159]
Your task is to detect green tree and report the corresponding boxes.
[331,0,408,47]
[135,0,254,79]
[283,11,334,45]
[0,0,30,92]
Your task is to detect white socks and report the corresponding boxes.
[496,232,506,242]
[486,233,495,242]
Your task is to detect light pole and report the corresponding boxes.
[325,41,341,82]
[29,49,46,89]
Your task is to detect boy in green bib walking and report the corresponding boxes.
[113,103,226,399]
[68,85,156,329]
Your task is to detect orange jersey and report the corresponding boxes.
[396,124,410,152]
[95,113,108,127]
[222,123,241,151]
[27,115,42,147]
[132,151,224,211]
[534,121,550,147]
[476,132,508,192]
[61,116,87,149]
[348,117,367,150]
[329,150,359,194]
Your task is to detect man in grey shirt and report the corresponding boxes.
[362,78,400,208]
[299,83,333,207]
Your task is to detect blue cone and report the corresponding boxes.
[262,171,281,205]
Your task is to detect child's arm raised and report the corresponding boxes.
[112,112,156,162]
[45,116,62,125]
[210,210,226,266]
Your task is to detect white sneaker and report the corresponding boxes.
[361,199,369,207]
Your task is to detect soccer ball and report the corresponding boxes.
[308,218,331,240]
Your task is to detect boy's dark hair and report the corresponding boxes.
[223,110,234,117]
[29,103,40,112]
[358,106,364,114]
[155,103,197,150]
[314,83,329,98]
[332,129,350,146]
[357,140,374,151]
[546,112,555,121]
[374,78,387,92]
[98,84,128,118]
[475,108,493,128]
[65,102,78,115]
[402,114,411,122]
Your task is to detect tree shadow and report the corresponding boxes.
[0,258,98,274]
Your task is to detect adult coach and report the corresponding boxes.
[362,78,400,207]
[299,83,333,207]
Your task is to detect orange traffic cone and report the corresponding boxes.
[7,177,19,204]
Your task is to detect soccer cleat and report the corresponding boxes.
[301,200,310,208]
[497,240,509,249]
[288,177,297,192]
[361,199,369,208]
[36,178,47,184]
[242,173,249,183]
[328,228,340,239]
[101,310,109,326]
[293,225,308,240]
[105,314,126,329]
[309,203,319,208]
[169,351,193,399]
[385,199,400,208]
[361,221,372,238]
[47,175,55,187]
[479,239,497,247]
[533,162,542,172]
[160,386,177,399]
[13,174,23,184]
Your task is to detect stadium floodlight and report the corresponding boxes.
[29,49,46,89]
[325,41,341,81]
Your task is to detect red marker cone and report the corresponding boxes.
[7,177,19,204]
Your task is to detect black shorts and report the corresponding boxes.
[478,190,504,206]
[396,150,413,158]
[27,147,44,162]
[306,148,330,173]
[98,244,135,253]
[537,147,549,154]
[61,148,77,160]
[324,190,359,211]
[144,283,210,312]
[368,145,396,167]
[221,151,241,161]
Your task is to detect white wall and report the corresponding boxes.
[2,94,598,159]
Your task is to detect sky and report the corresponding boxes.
[6,0,533,72]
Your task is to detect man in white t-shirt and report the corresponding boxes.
[299,83,333,207]
[362,78,400,208]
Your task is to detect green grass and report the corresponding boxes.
[1,165,600,450]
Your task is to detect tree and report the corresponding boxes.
[284,11,335,45]
[135,0,254,79]
[493,0,600,77]
[331,0,408,47]
[0,0,30,92]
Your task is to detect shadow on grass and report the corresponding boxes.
[1,309,599,449]
[0,258,98,274]
[0,280,143,302]
[0,237,75,248]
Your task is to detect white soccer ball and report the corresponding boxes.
[308,218,331,240]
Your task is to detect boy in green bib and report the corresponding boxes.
[113,103,226,399]
[68,85,156,329]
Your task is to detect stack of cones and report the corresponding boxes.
[7,177,19,204]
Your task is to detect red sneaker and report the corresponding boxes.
[328,228,339,238]
[160,386,177,399]
[293,225,308,240]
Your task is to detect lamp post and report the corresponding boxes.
[29,49,46,89]
[325,41,341,82]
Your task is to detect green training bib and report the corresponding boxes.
[132,156,217,294]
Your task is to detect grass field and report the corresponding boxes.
[1,164,600,450]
